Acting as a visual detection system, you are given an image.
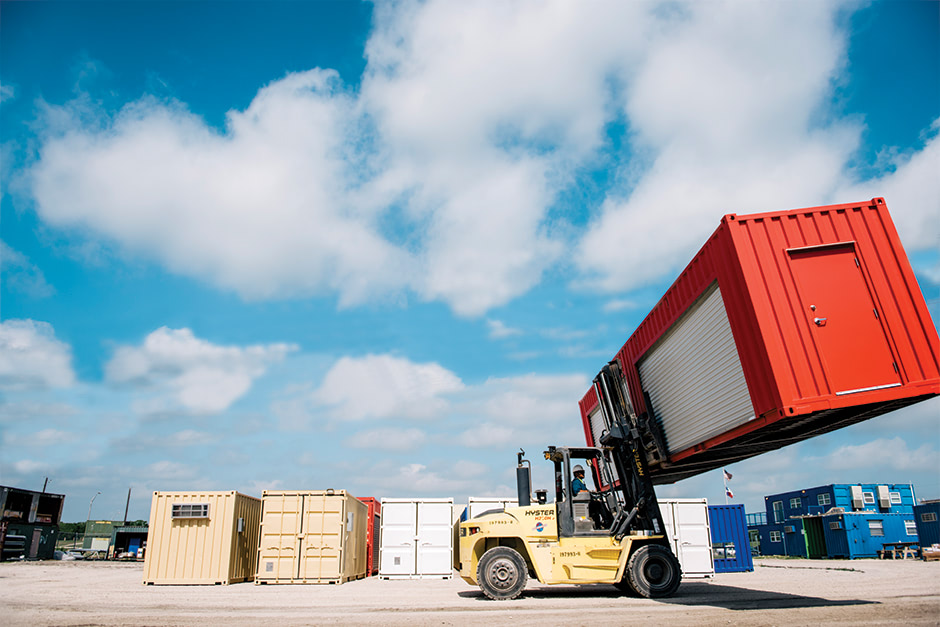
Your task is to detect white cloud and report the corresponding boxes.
[345,427,427,451]
[475,373,589,426]
[0,83,14,103]
[487,319,522,339]
[0,320,75,390]
[578,1,862,291]
[22,1,936,317]
[818,437,939,472]
[4,428,73,448]
[602,299,639,313]
[314,354,464,421]
[834,118,940,251]
[0,242,55,298]
[105,327,296,414]
[30,71,414,308]
[12,459,51,474]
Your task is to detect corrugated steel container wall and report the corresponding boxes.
[142,491,261,585]
[839,512,916,558]
[582,199,940,484]
[358,497,381,576]
[256,490,367,584]
[914,502,940,546]
[708,504,754,573]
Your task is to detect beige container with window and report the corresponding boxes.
[142,491,261,585]
[255,490,367,584]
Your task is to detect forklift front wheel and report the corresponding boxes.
[623,544,681,598]
[477,546,528,600]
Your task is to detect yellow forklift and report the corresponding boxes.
[457,361,682,600]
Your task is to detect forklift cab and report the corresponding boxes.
[544,446,619,538]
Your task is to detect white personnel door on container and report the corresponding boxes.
[416,501,453,576]
[672,501,714,577]
[380,501,416,576]
[659,499,714,578]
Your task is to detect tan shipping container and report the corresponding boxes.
[256,490,367,584]
[142,491,261,585]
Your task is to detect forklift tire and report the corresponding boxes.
[624,544,681,598]
[477,547,528,600]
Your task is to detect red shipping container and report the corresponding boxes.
[357,497,381,576]
[581,198,939,484]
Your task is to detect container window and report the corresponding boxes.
[773,501,784,523]
[922,512,938,523]
[171,503,209,519]
[863,492,875,505]
[904,520,917,536]
[829,521,842,530]
[769,531,782,543]
[889,492,902,504]
[817,493,831,506]
[789,497,801,510]
[868,520,884,537]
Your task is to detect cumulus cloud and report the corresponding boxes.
[487,319,522,339]
[834,118,940,251]
[30,71,413,307]
[314,354,464,421]
[345,427,427,451]
[0,320,75,390]
[0,242,55,298]
[819,437,938,472]
[577,2,863,291]
[4,428,74,448]
[106,327,296,414]
[22,1,937,316]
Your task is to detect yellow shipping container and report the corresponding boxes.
[256,490,367,584]
[142,491,261,585]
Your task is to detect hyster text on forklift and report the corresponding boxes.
[457,360,681,600]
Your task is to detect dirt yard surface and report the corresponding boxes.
[2,558,938,626]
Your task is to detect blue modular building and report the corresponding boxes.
[708,504,754,572]
[748,483,919,559]
[913,500,940,547]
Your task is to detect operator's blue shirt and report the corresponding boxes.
[572,477,587,496]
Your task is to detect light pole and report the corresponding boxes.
[87,491,101,521]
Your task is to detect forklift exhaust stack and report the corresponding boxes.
[516,449,531,507]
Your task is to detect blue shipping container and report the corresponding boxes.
[708,504,753,572]
[913,502,939,547]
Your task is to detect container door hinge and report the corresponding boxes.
[893,362,899,374]
[855,257,860,268]
[873,308,879,319]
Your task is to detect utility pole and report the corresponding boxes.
[123,488,132,525]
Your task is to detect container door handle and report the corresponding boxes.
[814,317,827,327]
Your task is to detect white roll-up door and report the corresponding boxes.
[638,282,754,455]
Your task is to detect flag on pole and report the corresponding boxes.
[725,486,734,499]
[723,469,733,481]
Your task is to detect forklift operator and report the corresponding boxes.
[572,465,588,496]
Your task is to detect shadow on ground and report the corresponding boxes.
[459,581,877,611]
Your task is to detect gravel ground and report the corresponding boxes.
[2,557,938,626]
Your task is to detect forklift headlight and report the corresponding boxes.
[468,527,481,535]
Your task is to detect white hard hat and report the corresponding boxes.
[573,464,585,474]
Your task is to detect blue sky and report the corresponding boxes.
[1,0,938,523]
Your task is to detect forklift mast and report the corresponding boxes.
[593,359,669,541]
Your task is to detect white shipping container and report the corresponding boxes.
[466,497,518,520]
[379,498,453,579]
[658,498,714,579]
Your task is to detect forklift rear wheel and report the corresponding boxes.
[624,544,681,598]
[477,547,528,600]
